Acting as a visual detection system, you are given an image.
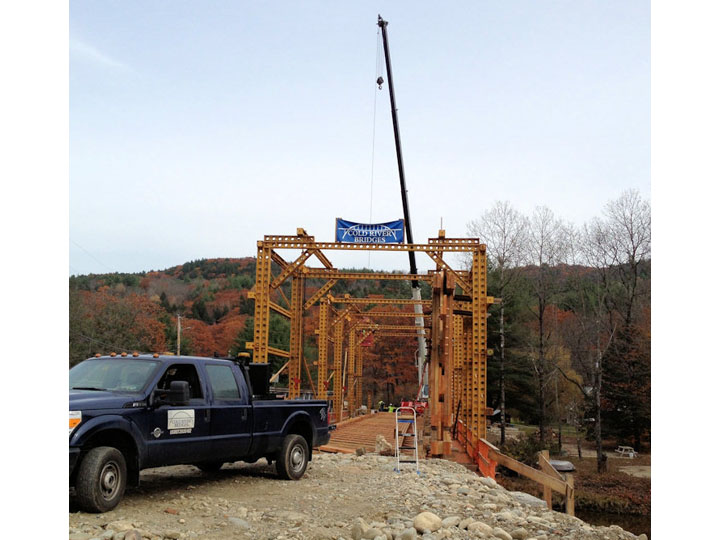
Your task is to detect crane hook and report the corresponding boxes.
[376,76,384,90]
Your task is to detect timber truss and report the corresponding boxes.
[246,228,495,458]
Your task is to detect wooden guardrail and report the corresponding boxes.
[479,439,574,516]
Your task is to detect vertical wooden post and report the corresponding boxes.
[540,450,553,510]
[565,474,575,516]
[317,300,329,399]
[332,317,344,421]
[462,316,472,454]
[356,341,363,413]
[470,246,488,443]
[453,314,463,423]
[288,275,304,398]
[429,271,443,456]
[347,330,357,416]
[251,243,273,363]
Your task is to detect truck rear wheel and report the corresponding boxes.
[75,446,127,513]
[276,434,308,480]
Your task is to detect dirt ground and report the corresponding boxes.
[616,466,650,479]
[70,457,384,539]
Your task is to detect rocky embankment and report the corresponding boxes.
[69,453,646,540]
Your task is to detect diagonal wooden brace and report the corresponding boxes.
[304,279,337,310]
[311,249,334,269]
[270,249,313,289]
[271,250,289,270]
[425,251,473,293]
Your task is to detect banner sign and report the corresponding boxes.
[335,218,405,244]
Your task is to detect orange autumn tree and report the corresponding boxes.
[69,288,167,366]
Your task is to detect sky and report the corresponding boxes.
[69,1,649,275]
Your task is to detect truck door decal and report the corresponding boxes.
[168,409,195,434]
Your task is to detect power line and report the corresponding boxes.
[70,239,116,273]
[70,330,141,353]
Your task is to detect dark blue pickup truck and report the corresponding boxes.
[69,354,331,512]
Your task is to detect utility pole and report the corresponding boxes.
[177,314,182,356]
[377,15,427,393]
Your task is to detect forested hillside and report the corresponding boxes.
[69,191,650,458]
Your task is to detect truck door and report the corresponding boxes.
[146,363,212,467]
[205,363,252,460]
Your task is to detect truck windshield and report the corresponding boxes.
[70,359,160,393]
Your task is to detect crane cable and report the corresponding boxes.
[368,28,384,267]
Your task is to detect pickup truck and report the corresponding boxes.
[69,354,331,512]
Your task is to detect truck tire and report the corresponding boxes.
[75,446,127,513]
[194,461,224,472]
[276,434,309,480]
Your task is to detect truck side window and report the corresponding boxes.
[207,365,241,401]
[157,364,203,400]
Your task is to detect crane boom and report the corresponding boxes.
[377,15,427,394]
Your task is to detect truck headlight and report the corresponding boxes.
[69,411,82,435]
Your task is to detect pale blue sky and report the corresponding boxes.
[70,1,649,275]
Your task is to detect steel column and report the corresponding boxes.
[347,330,357,416]
[333,317,344,420]
[288,275,304,398]
[251,243,273,363]
[317,300,330,399]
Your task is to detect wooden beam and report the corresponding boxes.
[540,450,554,509]
[565,474,575,516]
[302,268,431,282]
[302,356,317,397]
[245,342,290,359]
[425,251,473,293]
[269,301,291,318]
[271,250,289,269]
[311,249,334,269]
[270,250,313,289]
[304,279,337,310]
[276,287,291,308]
[269,360,290,383]
[487,448,567,494]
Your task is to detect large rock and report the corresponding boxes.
[478,476,498,488]
[526,516,551,528]
[351,518,370,540]
[361,527,384,539]
[509,527,530,539]
[105,521,135,533]
[510,491,547,508]
[413,512,442,534]
[493,527,513,540]
[467,521,493,535]
[375,435,394,455]
[458,518,474,530]
[277,510,307,526]
[441,516,461,528]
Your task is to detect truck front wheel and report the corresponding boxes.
[194,461,224,472]
[75,446,127,513]
[276,434,308,480]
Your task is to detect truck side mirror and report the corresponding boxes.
[154,380,190,406]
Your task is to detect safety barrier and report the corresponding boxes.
[475,439,575,516]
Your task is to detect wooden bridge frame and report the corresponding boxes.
[245,228,494,458]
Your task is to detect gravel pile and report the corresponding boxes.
[69,452,646,540]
